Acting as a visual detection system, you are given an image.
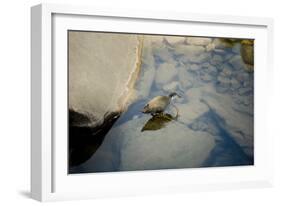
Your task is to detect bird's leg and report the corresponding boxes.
[170,103,179,119]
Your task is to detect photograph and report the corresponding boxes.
[68,31,254,174]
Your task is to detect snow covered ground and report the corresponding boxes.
[68,31,141,124]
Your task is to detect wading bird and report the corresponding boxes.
[142,92,181,116]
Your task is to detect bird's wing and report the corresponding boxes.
[148,96,169,108]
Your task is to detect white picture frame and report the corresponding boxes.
[31,3,274,202]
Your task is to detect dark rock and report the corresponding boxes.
[69,109,121,168]
[69,109,92,126]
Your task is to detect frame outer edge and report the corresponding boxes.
[266,19,274,187]
[31,4,43,201]
[30,3,274,201]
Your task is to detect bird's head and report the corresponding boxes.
[168,92,181,99]
[141,104,150,113]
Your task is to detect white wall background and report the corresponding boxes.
[0,0,280,205]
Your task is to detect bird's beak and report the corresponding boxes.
[177,94,182,98]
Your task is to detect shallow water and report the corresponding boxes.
[70,37,254,173]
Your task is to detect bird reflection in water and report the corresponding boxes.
[141,112,179,132]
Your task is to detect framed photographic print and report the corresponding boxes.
[31,3,274,201]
